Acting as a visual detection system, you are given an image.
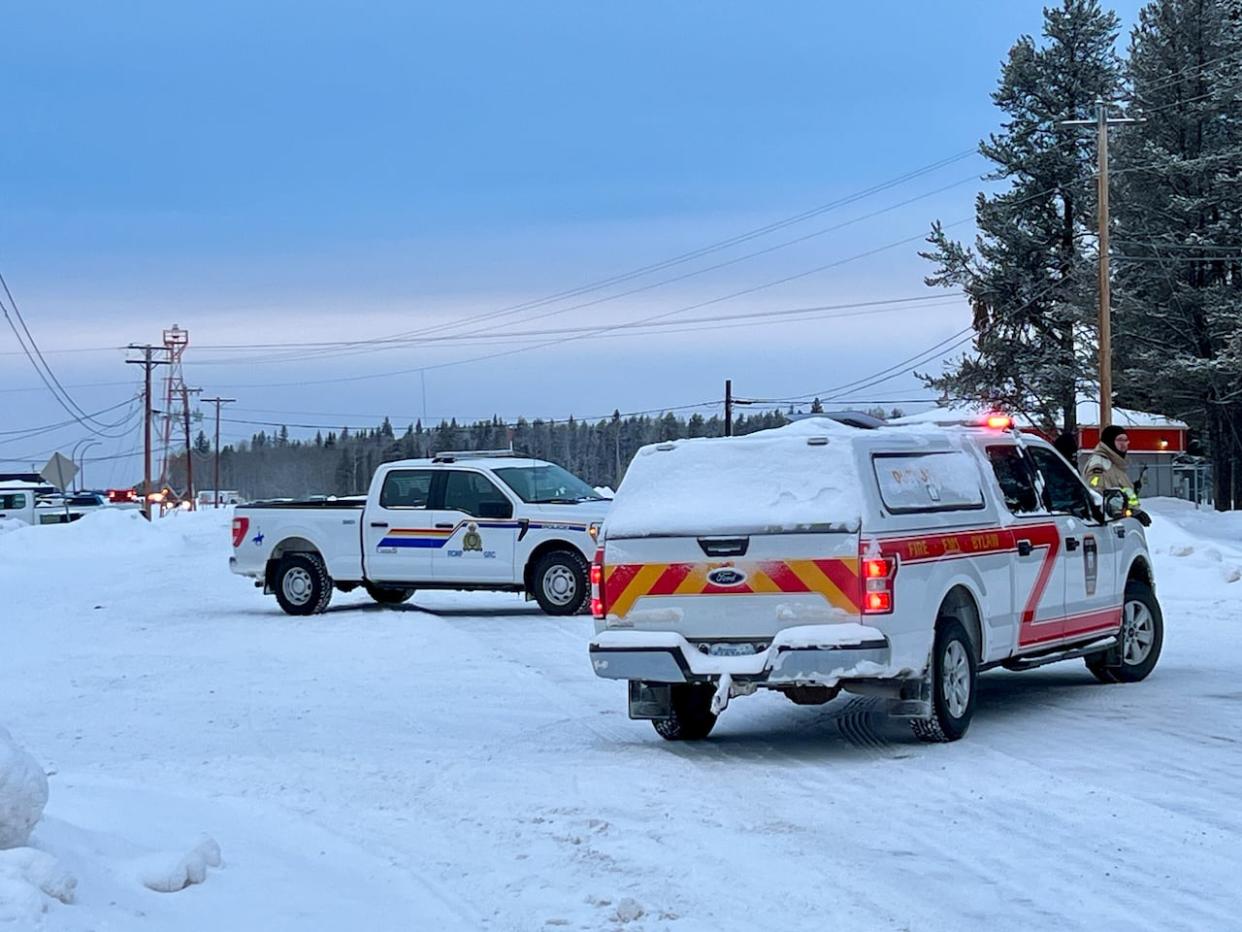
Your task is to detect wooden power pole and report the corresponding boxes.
[1060,98,1143,429]
[126,344,169,519]
[181,385,202,507]
[202,396,236,507]
[724,379,733,437]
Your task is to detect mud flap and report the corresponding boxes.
[881,676,932,719]
[628,681,672,720]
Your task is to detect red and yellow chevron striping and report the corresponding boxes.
[603,559,861,619]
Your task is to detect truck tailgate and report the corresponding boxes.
[600,530,862,641]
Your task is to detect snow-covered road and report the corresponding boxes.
[2,500,1240,930]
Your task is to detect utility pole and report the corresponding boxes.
[1060,98,1143,429]
[181,386,202,508]
[724,379,733,437]
[202,396,236,507]
[127,345,169,519]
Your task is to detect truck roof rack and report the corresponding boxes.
[431,448,526,463]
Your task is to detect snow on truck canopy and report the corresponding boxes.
[605,418,869,538]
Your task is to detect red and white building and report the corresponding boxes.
[894,401,1189,453]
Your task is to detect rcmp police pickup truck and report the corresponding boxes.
[230,451,608,616]
[589,417,1163,742]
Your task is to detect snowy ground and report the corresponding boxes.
[2,500,1241,931]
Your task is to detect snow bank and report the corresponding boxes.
[606,418,863,537]
[137,835,223,893]
[0,728,72,926]
[0,726,48,850]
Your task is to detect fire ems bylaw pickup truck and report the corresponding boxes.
[230,451,609,616]
[589,417,1163,743]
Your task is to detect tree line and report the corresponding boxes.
[173,409,804,500]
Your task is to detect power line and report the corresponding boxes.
[0,397,141,442]
[186,293,965,365]
[192,171,984,368]
[0,268,132,438]
[279,148,980,355]
[1121,46,1242,104]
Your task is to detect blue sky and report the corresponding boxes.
[2,1,1146,483]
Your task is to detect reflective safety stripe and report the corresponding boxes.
[604,558,861,619]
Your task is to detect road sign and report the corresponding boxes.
[40,452,79,491]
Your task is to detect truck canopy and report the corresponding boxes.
[605,418,866,539]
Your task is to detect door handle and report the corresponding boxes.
[370,521,389,528]
[1017,539,1033,557]
[1065,537,1080,552]
[435,523,454,529]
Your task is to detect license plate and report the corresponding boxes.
[707,642,757,657]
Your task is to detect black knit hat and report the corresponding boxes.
[1101,424,1128,452]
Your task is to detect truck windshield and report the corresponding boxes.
[493,465,603,504]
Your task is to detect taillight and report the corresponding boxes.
[231,516,250,548]
[590,547,605,619]
[861,554,896,615]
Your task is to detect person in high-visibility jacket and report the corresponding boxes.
[1083,425,1150,524]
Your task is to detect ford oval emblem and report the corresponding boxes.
[707,567,748,587]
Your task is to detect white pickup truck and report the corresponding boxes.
[0,482,98,526]
[589,417,1163,742]
[229,451,609,616]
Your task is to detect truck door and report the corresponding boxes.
[1027,446,1122,642]
[432,470,518,584]
[362,467,438,583]
[0,491,33,525]
[985,445,1067,652]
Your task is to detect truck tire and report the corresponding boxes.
[1085,580,1163,684]
[912,618,976,743]
[274,553,332,616]
[531,549,589,616]
[365,583,415,606]
[653,684,718,741]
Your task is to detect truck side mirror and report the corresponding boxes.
[1102,489,1128,521]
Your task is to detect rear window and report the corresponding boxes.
[873,452,984,514]
[379,469,434,508]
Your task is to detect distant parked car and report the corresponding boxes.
[198,490,242,507]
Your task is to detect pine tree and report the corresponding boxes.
[1113,0,1242,507]
[194,430,211,455]
[922,0,1122,431]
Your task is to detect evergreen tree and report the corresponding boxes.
[922,0,1122,431]
[1113,0,1242,507]
[194,430,211,455]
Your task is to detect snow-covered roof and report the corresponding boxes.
[893,401,1188,431]
[607,418,866,537]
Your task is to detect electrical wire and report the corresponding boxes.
[0,269,132,437]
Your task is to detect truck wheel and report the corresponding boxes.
[1085,580,1163,684]
[274,553,332,616]
[912,619,976,743]
[531,550,589,615]
[653,684,718,741]
[365,583,415,606]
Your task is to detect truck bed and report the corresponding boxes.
[239,498,366,510]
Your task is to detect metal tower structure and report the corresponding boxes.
[157,324,192,498]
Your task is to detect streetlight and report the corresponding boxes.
[69,439,92,490]
[77,441,101,491]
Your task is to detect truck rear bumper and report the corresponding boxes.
[589,624,893,686]
[229,555,263,580]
